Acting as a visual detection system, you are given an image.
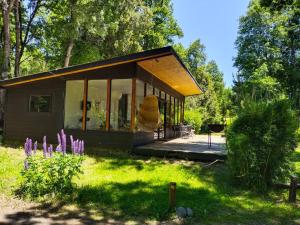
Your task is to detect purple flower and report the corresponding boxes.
[81,140,84,155]
[56,144,62,152]
[70,135,74,154]
[24,138,33,157]
[43,136,47,158]
[57,133,61,146]
[48,144,53,157]
[61,129,67,155]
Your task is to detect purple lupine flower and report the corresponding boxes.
[70,135,74,154]
[33,141,37,154]
[56,144,62,152]
[24,160,29,170]
[43,136,47,158]
[78,140,82,154]
[28,139,32,153]
[61,129,67,155]
[74,139,79,154]
[48,144,53,157]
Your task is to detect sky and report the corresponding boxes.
[172,0,250,86]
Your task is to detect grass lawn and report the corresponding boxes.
[0,145,299,224]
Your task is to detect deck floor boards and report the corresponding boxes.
[133,134,226,161]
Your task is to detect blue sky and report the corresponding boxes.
[172,0,250,86]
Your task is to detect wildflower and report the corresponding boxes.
[33,141,37,154]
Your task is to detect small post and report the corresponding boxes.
[169,182,176,210]
[288,175,298,203]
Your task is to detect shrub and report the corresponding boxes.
[226,100,298,191]
[184,109,202,134]
[20,130,84,198]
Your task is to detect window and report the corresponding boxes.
[136,79,145,129]
[64,80,84,129]
[86,80,107,130]
[110,79,132,130]
[29,95,52,112]
[146,83,153,96]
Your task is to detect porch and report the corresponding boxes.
[133,134,226,162]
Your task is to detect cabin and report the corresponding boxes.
[0,46,202,149]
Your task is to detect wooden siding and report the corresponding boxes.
[4,79,65,142]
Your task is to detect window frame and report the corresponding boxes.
[29,95,52,113]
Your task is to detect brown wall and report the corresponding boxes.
[4,78,65,143]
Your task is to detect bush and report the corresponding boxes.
[20,130,85,198]
[21,153,83,198]
[184,109,202,134]
[226,100,298,191]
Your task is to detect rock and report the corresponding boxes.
[176,207,187,218]
[186,208,193,217]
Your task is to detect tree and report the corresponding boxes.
[1,0,16,79]
[234,0,300,107]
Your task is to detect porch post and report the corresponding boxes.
[131,78,136,131]
[106,79,111,131]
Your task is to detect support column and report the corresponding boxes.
[106,79,111,131]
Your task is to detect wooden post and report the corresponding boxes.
[82,79,88,131]
[106,79,111,131]
[131,78,136,131]
[288,175,298,203]
[169,182,176,210]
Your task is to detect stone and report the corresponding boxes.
[176,207,187,218]
[186,208,193,217]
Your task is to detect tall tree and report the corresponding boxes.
[1,0,16,79]
[234,0,300,106]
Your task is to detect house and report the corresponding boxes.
[0,46,202,149]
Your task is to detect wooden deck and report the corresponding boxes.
[133,134,226,162]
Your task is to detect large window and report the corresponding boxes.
[29,95,52,112]
[64,80,84,129]
[86,80,107,130]
[110,79,132,131]
[136,79,145,129]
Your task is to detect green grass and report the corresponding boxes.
[0,145,300,224]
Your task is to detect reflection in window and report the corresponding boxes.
[175,98,179,125]
[30,95,52,112]
[170,96,174,125]
[136,79,145,129]
[146,83,153,96]
[110,79,132,131]
[154,88,159,97]
[86,80,107,130]
[166,94,170,126]
[64,80,84,129]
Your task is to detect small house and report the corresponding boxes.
[0,46,202,148]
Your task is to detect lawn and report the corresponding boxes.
[0,145,299,224]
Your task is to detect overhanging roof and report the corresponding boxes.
[0,46,202,96]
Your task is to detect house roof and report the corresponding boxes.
[0,46,202,96]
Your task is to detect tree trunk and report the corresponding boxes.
[14,0,21,77]
[64,39,74,67]
[2,0,10,79]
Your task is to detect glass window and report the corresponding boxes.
[86,80,107,130]
[29,95,52,112]
[64,80,84,129]
[146,83,153,96]
[170,96,174,125]
[136,79,145,129]
[154,88,159,97]
[175,98,179,125]
[110,79,132,131]
[166,94,170,125]
[160,91,165,100]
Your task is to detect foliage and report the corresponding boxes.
[226,99,298,191]
[174,40,230,128]
[1,146,300,223]
[20,153,83,198]
[0,0,182,77]
[20,130,85,198]
[184,109,202,134]
[234,0,300,108]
